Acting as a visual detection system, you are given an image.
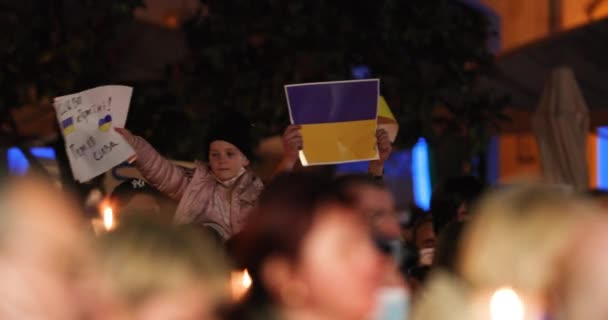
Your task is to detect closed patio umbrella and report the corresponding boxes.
[533,67,590,190]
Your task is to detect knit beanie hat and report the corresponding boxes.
[203,110,255,161]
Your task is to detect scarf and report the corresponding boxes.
[214,167,247,188]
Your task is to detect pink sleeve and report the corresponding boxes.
[124,133,191,201]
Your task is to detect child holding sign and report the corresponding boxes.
[117,112,300,240]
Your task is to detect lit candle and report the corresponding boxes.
[490,288,525,320]
[91,203,115,235]
[231,269,252,301]
[103,206,114,231]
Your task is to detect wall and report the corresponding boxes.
[483,0,608,52]
[494,133,597,188]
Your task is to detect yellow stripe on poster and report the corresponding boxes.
[300,119,378,165]
[378,96,395,120]
[377,96,399,142]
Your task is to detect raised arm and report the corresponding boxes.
[115,128,190,200]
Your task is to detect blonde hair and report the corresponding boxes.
[98,217,230,307]
[413,185,602,320]
[459,185,596,294]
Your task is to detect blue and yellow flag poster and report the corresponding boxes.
[285,79,380,166]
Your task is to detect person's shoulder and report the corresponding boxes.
[247,170,264,190]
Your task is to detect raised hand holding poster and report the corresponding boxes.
[285,79,380,166]
[53,85,135,182]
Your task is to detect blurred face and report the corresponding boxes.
[351,185,401,240]
[208,140,249,181]
[135,286,218,320]
[0,179,100,320]
[555,217,608,320]
[291,206,384,319]
[414,221,436,250]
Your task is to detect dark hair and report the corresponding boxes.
[432,221,465,274]
[403,205,427,229]
[334,174,387,191]
[110,179,162,211]
[333,174,388,204]
[430,175,484,234]
[232,172,354,304]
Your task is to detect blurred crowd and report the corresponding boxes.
[2,112,608,320]
[2,171,608,320]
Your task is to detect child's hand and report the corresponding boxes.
[115,127,134,142]
[115,127,137,162]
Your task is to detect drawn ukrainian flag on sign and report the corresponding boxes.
[285,79,380,166]
[62,117,75,135]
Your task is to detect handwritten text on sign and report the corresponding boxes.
[54,86,135,182]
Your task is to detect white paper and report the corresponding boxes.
[53,85,135,182]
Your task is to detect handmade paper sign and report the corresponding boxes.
[377,96,399,143]
[285,79,379,166]
[53,85,135,182]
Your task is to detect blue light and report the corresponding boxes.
[30,147,56,160]
[335,160,370,174]
[412,138,432,210]
[351,65,371,79]
[7,147,56,176]
[7,148,29,175]
[598,127,608,189]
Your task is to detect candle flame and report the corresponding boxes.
[490,287,525,320]
[231,269,252,301]
[242,269,252,288]
[103,206,113,231]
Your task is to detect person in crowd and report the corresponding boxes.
[116,111,300,240]
[552,211,608,320]
[97,217,230,320]
[334,175,402,241]
[333,175,408,292]
[0,177,103,319]
[430,175,484,235]
[229,172,385,320]
[412,215,435,256]
[406,221,464,298]
[406,215,436,294]
[412,184,599,320]
[401,205,427,245]
[108,178,172,221]
[331,175,411,320]
[432,221,465,275]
